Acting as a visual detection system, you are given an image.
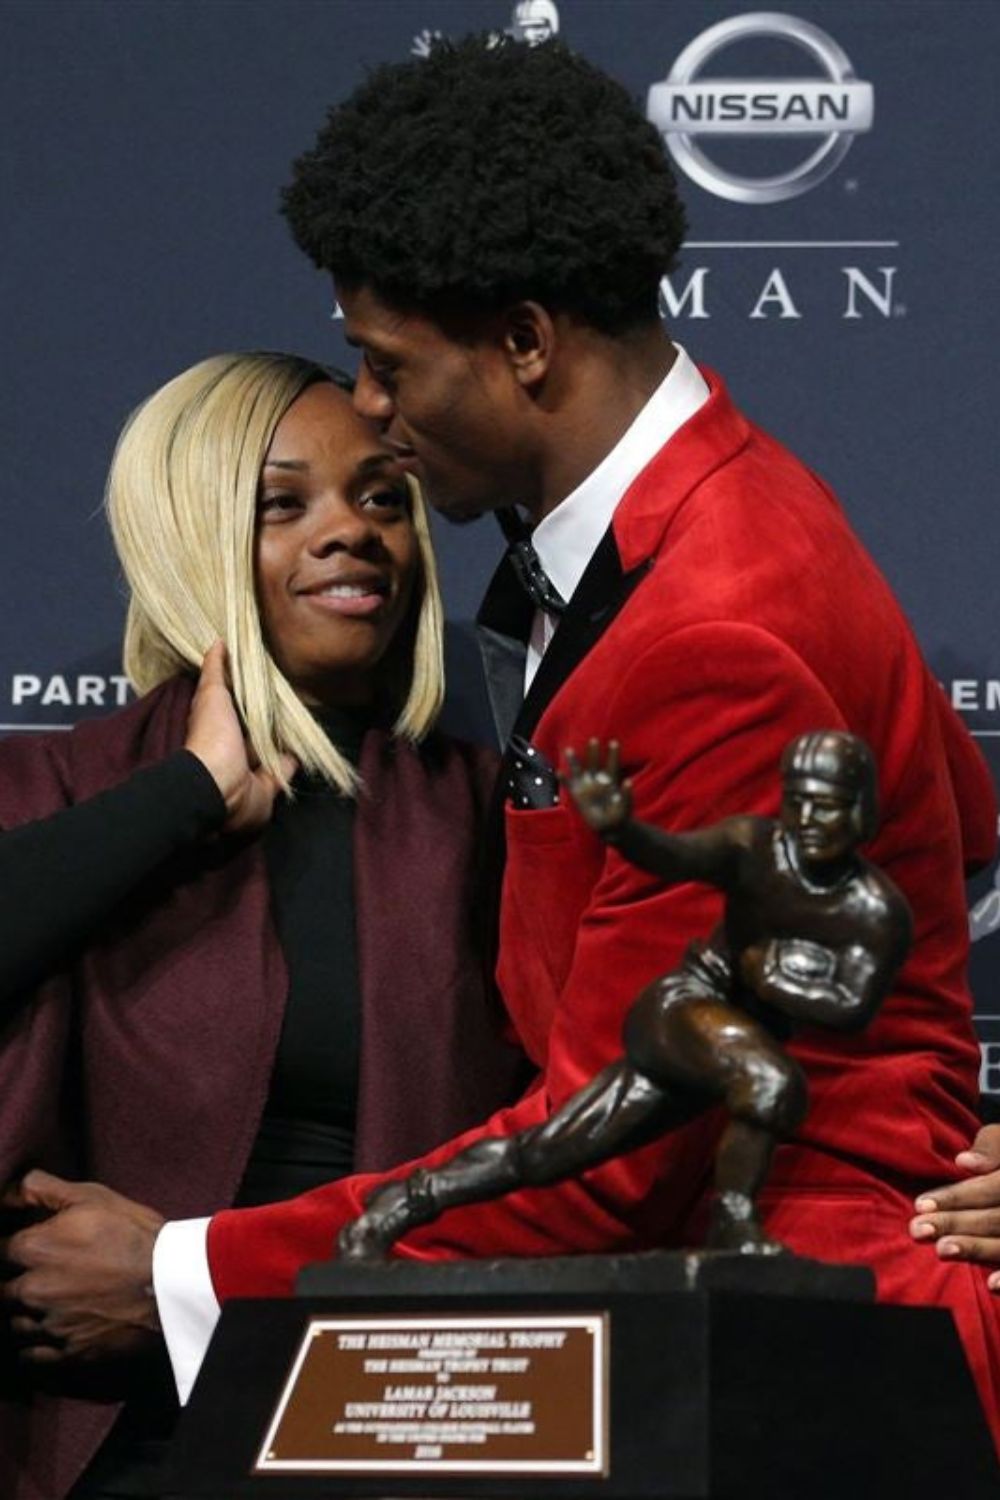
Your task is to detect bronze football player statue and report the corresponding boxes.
[339,731,913,1261]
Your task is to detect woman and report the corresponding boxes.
[0,353,524,1498]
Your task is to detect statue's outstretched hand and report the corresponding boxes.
[563,739,632,838]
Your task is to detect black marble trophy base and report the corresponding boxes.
[165,1251,997,1498]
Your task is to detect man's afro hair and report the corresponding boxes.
[282,36,687,334]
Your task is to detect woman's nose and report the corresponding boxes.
[307,496,379,556]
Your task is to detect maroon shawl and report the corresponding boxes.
[0,677,523,1498]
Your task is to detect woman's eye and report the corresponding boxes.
[360,486,410,513]
[258,493,303,521]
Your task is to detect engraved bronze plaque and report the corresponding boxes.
[255,1314,608,1476]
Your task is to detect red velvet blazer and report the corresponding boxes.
[207,374,1000,1444]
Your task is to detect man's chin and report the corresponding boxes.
[438,508,488,527]
[423,486,493,526]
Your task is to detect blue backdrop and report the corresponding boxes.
[3,0,998,1082]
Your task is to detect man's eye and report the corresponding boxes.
[365,354,397,390]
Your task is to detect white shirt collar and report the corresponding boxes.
[530,344,709,606]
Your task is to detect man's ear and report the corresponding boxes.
[501,301,555,388]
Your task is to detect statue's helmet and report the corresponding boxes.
[780,730,879,841]
[513,0,560,40]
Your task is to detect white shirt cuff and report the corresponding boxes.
[152,1216,220,1405]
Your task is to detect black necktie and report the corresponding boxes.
[496,507,566,616]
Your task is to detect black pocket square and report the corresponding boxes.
[506,735,560,810]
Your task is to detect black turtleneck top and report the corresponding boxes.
[239,704,370,1204]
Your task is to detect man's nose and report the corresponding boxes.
[353,362,394,425]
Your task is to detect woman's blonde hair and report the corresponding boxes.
[105,351,444,796]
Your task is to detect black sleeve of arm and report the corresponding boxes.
[0,750,226,1005]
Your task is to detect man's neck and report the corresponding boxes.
[528,325,677,524]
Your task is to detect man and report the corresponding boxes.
[6,36,1000,1444]
[338,731,913,1261]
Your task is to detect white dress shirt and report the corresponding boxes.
[154,344,709,1404]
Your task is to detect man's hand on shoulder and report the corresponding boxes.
[0,1170,163,1363]
[909,1124,1000,1289]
